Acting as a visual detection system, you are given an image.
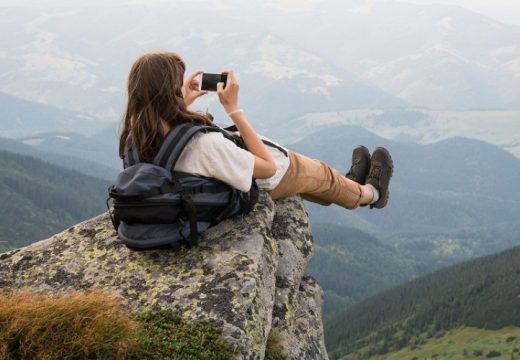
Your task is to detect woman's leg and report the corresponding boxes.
[269,151,370,209]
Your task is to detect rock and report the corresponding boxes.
[0,192,328,359]
[270,198,328,359]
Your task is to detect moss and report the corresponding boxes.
[94,229,112,241]
[134,310,236,360]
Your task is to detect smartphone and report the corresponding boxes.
[200,73,228,91]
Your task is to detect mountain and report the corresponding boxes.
[2,1,519,117]
[325,244,520,359]
[308,223,422,318]
[297,109,520,159]
[272,1,520,110]
[0,137,119,180]
[289,125,520,234]
[18,131,121,171]
[0,3,403,127]
[292,125,520,320]
[0,91,107,138]
[0,93,122,176]
[0,150,110,252]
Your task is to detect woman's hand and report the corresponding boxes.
[217,70,239,114]
[182,70,208,107]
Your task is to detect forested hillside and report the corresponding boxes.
[308,224,421,318]
[325,245,520,359]
[0,150,109,251]
[0,137,118,181]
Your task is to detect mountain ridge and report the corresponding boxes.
[325,243,520,359]
[0,91,108,138]
[0,136,118,180]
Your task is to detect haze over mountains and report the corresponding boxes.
[1,1,520,356]
[274,1,520,110]
[1,1,519,132]
[0,91,106,138]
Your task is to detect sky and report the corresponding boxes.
[396,0,520,26]
[1,0,520,26]
[268,0,520,25]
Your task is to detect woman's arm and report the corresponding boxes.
[217,70,277,179]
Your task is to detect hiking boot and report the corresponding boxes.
[366,147,393,209]
[346,145,371,185]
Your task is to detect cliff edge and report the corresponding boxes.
[0,193,328,359]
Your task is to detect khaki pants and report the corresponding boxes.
[269,151,363,210]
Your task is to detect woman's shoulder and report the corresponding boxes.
[187,130,228,148]
[188,128,247,150]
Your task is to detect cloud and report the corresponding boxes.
[393,0,520,25]
[349,0,375,13]
[346,0,520,25]
[264,0,324,12]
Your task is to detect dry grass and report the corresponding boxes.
[0,289,141,360]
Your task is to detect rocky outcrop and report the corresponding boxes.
[0,193,328,359]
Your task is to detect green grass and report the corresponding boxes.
[344,327,520,360]
[265,331,288,360]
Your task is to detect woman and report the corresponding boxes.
[119,51,393,212]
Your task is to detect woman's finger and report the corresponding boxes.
[189,79,200,91]
[195,90,208,98]
[224,70,236,84]
[185,70,204,84]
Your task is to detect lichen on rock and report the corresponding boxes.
[0,192,328,359]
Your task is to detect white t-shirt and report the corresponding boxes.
[174,131,290,192]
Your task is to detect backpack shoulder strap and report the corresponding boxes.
[154,123,220,170]
[223,125,288,157]
[123,136,141,168]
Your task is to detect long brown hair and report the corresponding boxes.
[118,51,211,162]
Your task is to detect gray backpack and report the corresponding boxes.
[107,122,258,249]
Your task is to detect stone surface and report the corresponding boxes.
[270,199,328,359]
[275,275,328,359]
[0,192,328,359]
